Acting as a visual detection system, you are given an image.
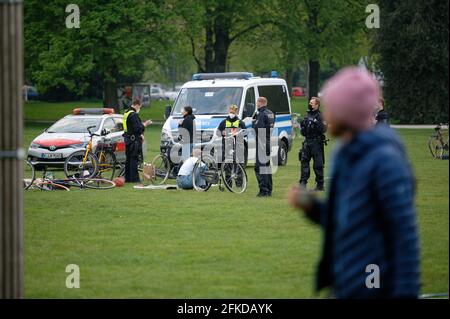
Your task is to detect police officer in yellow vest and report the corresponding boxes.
[123,98,152,183]
[217,105,247,186]
[217,104,246,139]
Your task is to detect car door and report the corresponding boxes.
[242,87,256,161]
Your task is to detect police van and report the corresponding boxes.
[161,72,293,165]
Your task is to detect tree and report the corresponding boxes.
[25,0,171,112]
[270,0,369,99]
[177,0,273,73]
[372,0,449,123]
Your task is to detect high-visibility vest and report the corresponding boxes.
[123,109,135,133]
[225,120,240,128]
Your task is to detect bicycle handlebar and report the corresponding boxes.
[86,126,100,137]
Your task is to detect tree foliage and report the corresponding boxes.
[24,0,172,109]
[26,0,446,123]
[372,0,449,123]
[176,0,274,72]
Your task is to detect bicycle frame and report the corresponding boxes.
[81,126,114,175]
[82,138,94,165]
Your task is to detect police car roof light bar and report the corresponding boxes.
[72,108,115,115]
[192,72,254,81]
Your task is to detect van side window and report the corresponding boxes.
[243,87,255,118]
[242,87,256,119]
[257,85,290,114]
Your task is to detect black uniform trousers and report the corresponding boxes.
[299,138,324,186]
[124,136,142,183]
[254,146,272,195]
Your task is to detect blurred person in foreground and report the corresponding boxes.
[287,67,420,298]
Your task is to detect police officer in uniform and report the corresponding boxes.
[375,97,389,125]
[123,99,152,183]
[299,97,327,191]
[218,105,247,186]
[253,97,275,197]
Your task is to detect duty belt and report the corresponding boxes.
[305,136,322,141]
[125,133,139,141]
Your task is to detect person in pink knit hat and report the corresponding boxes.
[288,67,420,298]
[321,66,380,134]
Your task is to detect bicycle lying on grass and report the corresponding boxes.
[428,123,449,159]
[24,160,116,191]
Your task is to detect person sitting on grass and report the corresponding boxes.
[176,148,206,190]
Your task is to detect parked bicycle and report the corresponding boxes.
[291,112,302,140]
[64,126,117,180]
[428,123,449,159]
[192,131,248,193]
[148,137,183,185]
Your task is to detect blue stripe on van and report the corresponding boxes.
[170,114,292,131]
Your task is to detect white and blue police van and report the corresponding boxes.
[160,72,293,166]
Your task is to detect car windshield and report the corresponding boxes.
[47,117,102,133]
[172,87,243,115]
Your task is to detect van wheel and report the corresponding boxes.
[278,140,288,166]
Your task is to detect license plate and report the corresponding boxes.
[41,153,63,159]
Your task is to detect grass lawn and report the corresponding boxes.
[24,97,309,123]
[23,112,448,298]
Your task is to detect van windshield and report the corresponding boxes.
[172,87,243,115]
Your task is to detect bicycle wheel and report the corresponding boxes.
[64,150,99,180]
[193,155,218,192]
[150,154,170,185]
[83,178,116,190]
[23,160,35,190]
[428,136,444,159]
[221,162,248,194]
[95,150,116,180]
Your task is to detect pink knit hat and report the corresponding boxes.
[322,67,381,131]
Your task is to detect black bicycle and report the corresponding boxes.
[148,137,183,185]
[192,132,248,193]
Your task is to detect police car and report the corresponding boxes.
[27,108,127,170]
[161,72,293,165]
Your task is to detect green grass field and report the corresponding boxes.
[23,102,448,298]
[24,97,309,123]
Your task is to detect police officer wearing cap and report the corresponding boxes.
[123,99,152,183]
[299,97,327,191]
[252,96,275,197]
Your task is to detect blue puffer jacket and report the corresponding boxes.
[308,124,421,298]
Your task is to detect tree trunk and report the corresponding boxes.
[307,60,320,100]
[285,67,293,98]
[213,31,230,73]
[204,7,214,73]
[0,0,24,299]
[103,80,119,113]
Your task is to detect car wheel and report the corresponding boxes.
[277,140,288,166]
